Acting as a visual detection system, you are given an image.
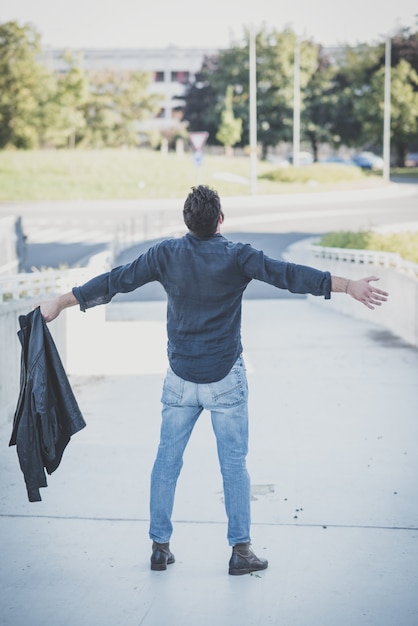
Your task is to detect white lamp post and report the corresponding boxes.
[383,35,392,182]
[293,36,301,167]
[249,24,258,194]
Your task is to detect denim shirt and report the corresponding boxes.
[73,233,331,383]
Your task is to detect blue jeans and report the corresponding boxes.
[149,356,251,546]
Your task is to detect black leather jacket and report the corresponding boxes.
[9,308,86,502]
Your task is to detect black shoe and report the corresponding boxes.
[150,541,175,571]
[228,542,268,576]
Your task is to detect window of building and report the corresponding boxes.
[170,71,190,84]
[154,71,164,82]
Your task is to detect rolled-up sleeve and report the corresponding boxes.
[238,244,331,299]
[72,249,159,311]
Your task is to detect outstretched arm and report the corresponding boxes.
[36,291,78,323]
[331,275,388,310]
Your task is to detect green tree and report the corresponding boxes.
[216,85,242,155]
[35,52,89,149]
[328,43,382,149]
[301,49,338,160]
[84,70,160,147]
[81,71,121,147]
[182,58,220,141]
[183,49,247,146]
[254,29,319,156]
[0,21,50,148]
[355,59,418,165]
[113,71,160,146]
[384,27,418,73]
[309,30,418,158]
[56,53,89,148]
[184,26,321,157]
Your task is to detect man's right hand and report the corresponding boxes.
[35,298,62,323]
[34,291,78,323]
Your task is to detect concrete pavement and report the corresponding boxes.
[1,293,417,626]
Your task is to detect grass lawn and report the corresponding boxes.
[0,148,391,202]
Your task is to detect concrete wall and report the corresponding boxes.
[308,262,418,348]
[315,263,418,347]
[0,300,66,427]
[288,240,418,348]
[0,217,20,275]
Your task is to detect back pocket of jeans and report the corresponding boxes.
[161,368,184,405]
[209,366,247,407]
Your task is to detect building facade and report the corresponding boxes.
[40,46,221,129]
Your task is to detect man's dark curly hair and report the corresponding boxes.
[183,185,224,237]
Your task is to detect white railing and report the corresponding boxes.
[3,245,418,303]
[0,267,91,302]
[310,245,418,279]
[0,214,184,303]
[111,214,184,259]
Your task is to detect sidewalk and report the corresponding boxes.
[1,297,417,626]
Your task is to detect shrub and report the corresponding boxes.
[317,230,418,264]
[261,163,367,184]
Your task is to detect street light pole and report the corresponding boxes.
[293,36,301,168]
[383,35,391,182]
[249,25,257,194]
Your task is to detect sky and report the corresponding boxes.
[1,0,417,50]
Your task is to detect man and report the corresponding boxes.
[39,185,388,575]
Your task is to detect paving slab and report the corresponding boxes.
[1,298,417,626]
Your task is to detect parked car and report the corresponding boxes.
[266,154,290,167]
[320,156,356,166]
[405,153,418,167]
[287,151,314,166]
[351,152,384,171]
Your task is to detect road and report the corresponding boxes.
[2,182,417,274]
